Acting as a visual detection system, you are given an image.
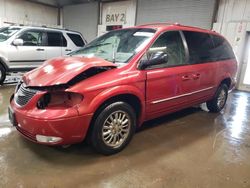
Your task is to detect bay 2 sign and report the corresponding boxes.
[105,7,127,25]
[106,13,126,24]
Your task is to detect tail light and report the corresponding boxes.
[37,92,83,109]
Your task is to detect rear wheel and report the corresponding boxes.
[206,84,228,112]
[90,101,136,155]
[0,64,6,85]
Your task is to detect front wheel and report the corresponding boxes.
[206,84,228,113]
[90,101,136,155]
[0,64,6,85]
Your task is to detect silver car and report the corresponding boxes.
[0,26,87,84]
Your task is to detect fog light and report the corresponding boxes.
[36,135,62,143]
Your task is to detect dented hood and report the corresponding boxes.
[23,56,116,87]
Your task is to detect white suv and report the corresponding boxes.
[0,26,87,84]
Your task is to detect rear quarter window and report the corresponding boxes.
[183,31,235,64]
[210,34,235,61]
[67,33,85,47]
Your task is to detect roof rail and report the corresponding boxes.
[138,22,179,26]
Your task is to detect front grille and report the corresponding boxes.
[14,83,37,106]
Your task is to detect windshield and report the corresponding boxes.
[0,27,21,42]
[70,28,156,64]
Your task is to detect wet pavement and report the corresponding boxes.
[0,85,249,188]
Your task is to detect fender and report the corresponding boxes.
[87,85,146,125]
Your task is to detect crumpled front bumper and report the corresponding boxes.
[9,96,93,145]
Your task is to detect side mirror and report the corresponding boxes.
[139,51,168,69]
[13,39,24,46]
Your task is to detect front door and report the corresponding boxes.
[145,31,197,120]
[8,29,46,69]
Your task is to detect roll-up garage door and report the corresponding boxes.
[136,0,216,29]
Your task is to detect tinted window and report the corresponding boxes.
[67,33,85,47]
[183,31,235,64]
[148,31,186,68]
[47,32,63,47]
[183,31,214,64]
[210,35,235,60]
[18,30,44,46]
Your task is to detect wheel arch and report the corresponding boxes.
[0,57,9,71]
[220,77,231,89]
[85,86,145,140]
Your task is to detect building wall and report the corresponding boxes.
[0,0,58,27]
[136,0,216,29]
[213,0,250,88]
[63,2,99,42]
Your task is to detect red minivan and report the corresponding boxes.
[9,23,237,155]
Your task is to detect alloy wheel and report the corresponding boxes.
[217,89,226,109]
[102,110,131,148]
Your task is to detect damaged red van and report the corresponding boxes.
[9,23,237,155]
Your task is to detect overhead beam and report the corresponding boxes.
[26,0,58,7]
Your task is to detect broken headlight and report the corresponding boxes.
[37,91,83,109]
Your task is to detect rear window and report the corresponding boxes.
[183,31,235,64]
[67,33,85,47]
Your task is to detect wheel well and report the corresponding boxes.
[94,94,141,119]
[86,94,142,140]
[221,78,231,88]
[0,58,8,71]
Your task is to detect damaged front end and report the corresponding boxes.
[15,65,115,110]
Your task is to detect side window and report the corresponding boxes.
[47,32,65,47]
[18,30,44,46]
[148,31,186,68]
[183,31,214,64]
[67,33,85,47]
[210,35,235,61]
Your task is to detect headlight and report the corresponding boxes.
[37,91,83,109]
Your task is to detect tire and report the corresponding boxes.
[206,84,228,113]
[90,101,136,155]
[0,64,6,85]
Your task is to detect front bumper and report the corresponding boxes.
[9,100,93,145]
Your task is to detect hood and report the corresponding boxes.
[23,56,116,87]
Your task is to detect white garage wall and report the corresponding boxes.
[0,0,58,27]
[213,0,250,89]
[136,0,216,29]
[213,0,250,66]
[63,2,99,42]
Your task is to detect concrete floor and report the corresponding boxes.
[0,85,250,188]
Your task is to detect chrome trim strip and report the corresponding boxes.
[151,87,214,104]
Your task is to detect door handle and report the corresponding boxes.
[36,48,44,51]
[182,75,191,81]
[192,73,200,79]
[65,49,72,52]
